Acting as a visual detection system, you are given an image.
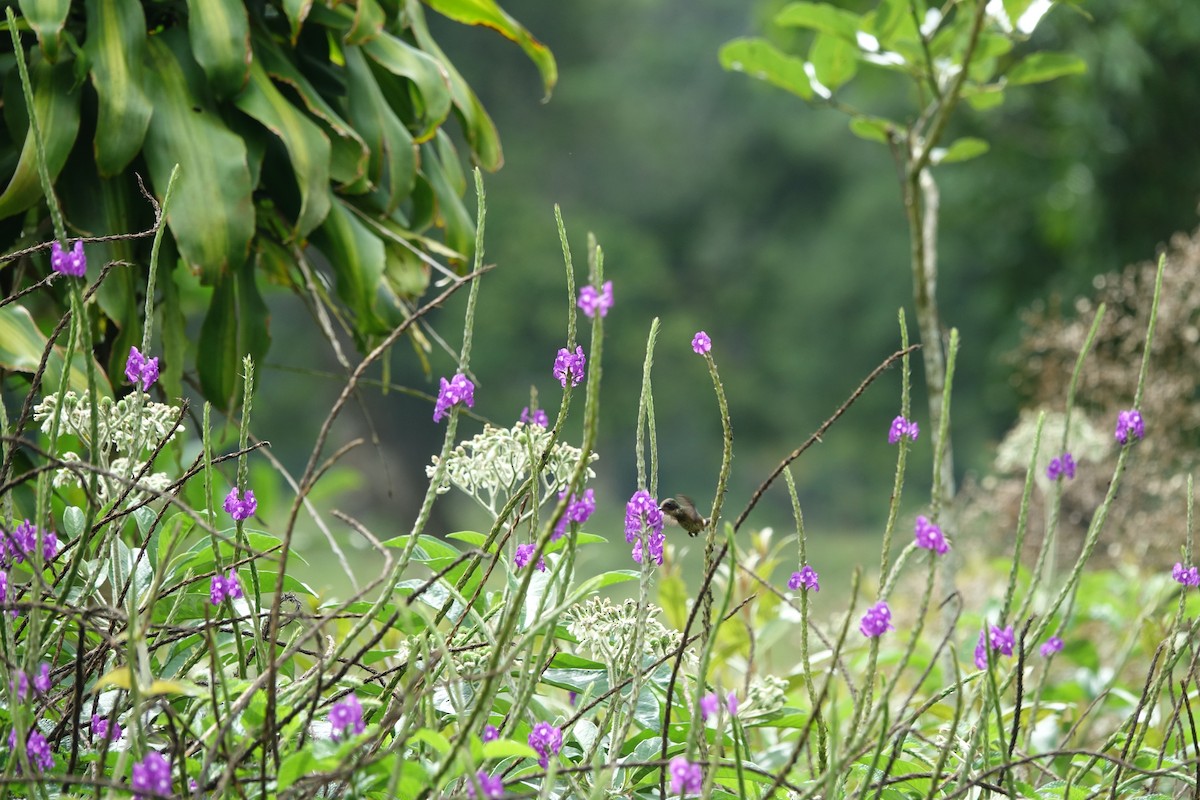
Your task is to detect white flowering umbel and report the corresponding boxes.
[426,422,597,516]
[33,391,184,505]
[564,597,691,670]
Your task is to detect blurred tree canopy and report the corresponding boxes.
[415,0,1200,532]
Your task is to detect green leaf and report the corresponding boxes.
[774,2,861,43]
[236,257,271,375]
[232,58,332,240]
[197,272,239,408]
[184,0,251,98]
[482,740,539,760]
[809,32,858,92]
[18,0,70,63]
[0,53,81,218]
[933,137,990,164]
[83,0,152,175]
[719,38,813,102]
[0,304,111,396]
[63,506,85,538]
[345,0,385,46]
[311,198,388,338]
[848,116,895,144]
[1006,52,1086,85]
[422,0,557,100]
[282,0,312,44]
[869,0,916,49]
[141,31,254,283]
[964,84,1006,110]
[344,45,418,213]
[420,135,473,262]
[362,31,453,143]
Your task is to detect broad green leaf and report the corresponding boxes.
[0,304,111,396]
[254,30,368,190]
[311,198,388,338]
[933,137,990,164]
[282,0,312,43]
[1002,0,1035,27]
[362,31,453,143]
[420,135,473,261]
[142,31,254,283]
[59,164,140,324]
[848,115,895,144]
[482,740,539,760]
[408,2,503,171]
[84,0,152,175]
[445,531,489,548]
[809,32,858,92]
[719,38,813,101]
[94,668,203,697]
[232,58,332,240]
[185,0,251,98]
[18,0,70,62]
[160,240,186,400]
[63,506,84,538]
[422,0,557,100]
[345,45,418,212]
[964,84,1006,110]
[774,2,861,43]
[0,53,81,218]
[1007,51,1086,85]
[197,271,239,408]
[869,0,916,48]
[345,0,385,46]
[236,258,271,377]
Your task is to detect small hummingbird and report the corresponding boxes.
[660,495,709,537]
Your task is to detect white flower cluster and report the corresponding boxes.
[564,597,688,667]
[34,391,184,504]
[426,422,597,515]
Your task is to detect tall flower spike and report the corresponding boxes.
[859,601,893,638]
[434,373,476,422]
[50,240,86,277]
[691,331,711,355]
[577,280,613,318]
[125,346,161,392]
[1114,409,1145,444]
[553,346,586,388]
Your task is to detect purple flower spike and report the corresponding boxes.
[888,415,919,444]
[914,515,949,555]
[1114,409,1145,444]
[1046,452,1076,481]
[434,373,475,422]
[577,280,614,318]
[699,692,718,721]
[669,755,703,795]
[9,729,54,773]
[466,771,504,799]
[554,488,596,540]
[329,693,365,740]
[859,601,894,638]
[482,724,499,742]
[974,624,1016,669]
[553,346,586,388]
[691,331,712,355]
[527,721,562,769]
[788,565,820,592]
[520,406,549,427]
[132,751,171,800]
[125,346,161,392]
[50,240,87,277]
[223,487,257,522]
[1040,636,1064,657]
[1172,562,1200,587]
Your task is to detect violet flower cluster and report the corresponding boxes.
[209,569,243,606]
[132,751,171,800]
[888,415,919,444]
[553,488,596,540]
[669,756,703,795]
[91,713,124,742]
[520,406,549,427]
[914,515,949,555]
[527,721,562,769]
[1173,562,1200,587]
[124,346,160,392]
[860,601,894,638]
[1046,452,1076,481]
[434,373,475,422]
[625,490,665,566]
[8,729,54,773]
[2,519,58,566]
[467,771,503,799]
[514,543,546,573]
[223,487,257,522]
[553,346,586,388]
[577,281,613,318]
[330,693,365,739]
[788,565,820,592]
[1040,636,1064,657]
[691,331,711,355]
[50,240,86,277]
[1114,409,1145,444]
[974,624,1015,669]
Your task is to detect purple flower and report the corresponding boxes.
[553,488,596,540]
[482,724,499,742]
[788,565,820,592]
[1114,409,1145,444]
[668,755,703,795]
[210,569,243,606]
[132,751,171,800]
[1046,453,1076,481]
[0,569,9,617]
[125,346,161,392]
[553,346,586,388]
[514,543,545,572]
[625,490,666,566]
[33,663,51,695]
[223,487,257,522]
[527,721,562,769]
[888,415,920,444]
[520,406,549,427]
[8,728,54,773]
[91,713,124,742]
[11,671,28,701]
[859,601,894,638]
[699,692,718,721]
[50,240,86,277]
[3,519,55,565]
[914,515,949,555]
[569,691,577,706]
[726,691,738,717]
[1172,562,1200,587]
[691,331,712,355]
[330,693,365,740]
[577,280,613,319]
[433,373,475,422]
[1040,636,1064,657]
[466,771,504,800]
[974,624,1016,669]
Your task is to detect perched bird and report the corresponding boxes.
[660,495,709,537]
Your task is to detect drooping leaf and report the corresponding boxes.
[848,115,896,144]
[774,2,861,43]
[282,0,313,44]
[344,44,418,213]
[141,31,254,283]
[18,0,70,63]
[0,53,81,218]
[196,271,239,408]
[184,0,251,99]
[361,31,453,143]
[232,58,332,240]
[311,198,388,339]
[719,37,813,101]
[1006,51,1087,85]
[422,0,557,99]
[809,31,858,92]
[345,0,385,46]
[933,137,990,164]
[420,134,473,263]
[0,304,112,397]
[83,0,152,176]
